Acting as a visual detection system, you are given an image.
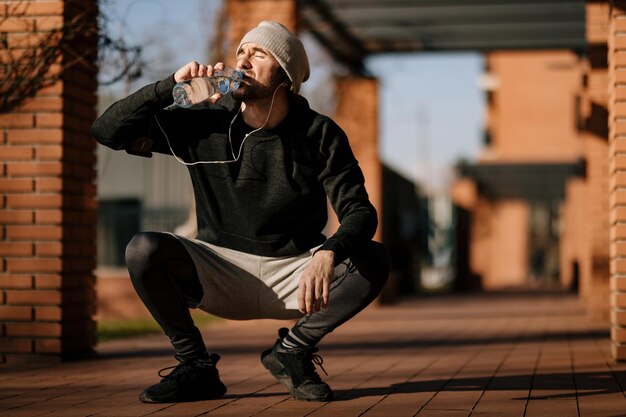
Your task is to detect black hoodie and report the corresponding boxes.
[91,75,377,262]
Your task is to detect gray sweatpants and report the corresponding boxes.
[173,234,388,346]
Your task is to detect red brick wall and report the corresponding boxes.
[226,0,298,67]
[609,0,626,361]
[466,51,583,290]
[483,51,583,163]
[329,77,382,241]
[225,0,383,241]
[582,1,610,320]
[0,0,98,363]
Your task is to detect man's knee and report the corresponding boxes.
[350,240,390,289]
[125,232,168,270]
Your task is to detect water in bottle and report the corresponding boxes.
[172,66,244,108]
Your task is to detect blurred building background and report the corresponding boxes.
[5,0,626,364]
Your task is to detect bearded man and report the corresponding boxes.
[91,21,388,404]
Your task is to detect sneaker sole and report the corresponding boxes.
[139,383,227,403]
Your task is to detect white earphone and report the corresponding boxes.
[154,82,283,166]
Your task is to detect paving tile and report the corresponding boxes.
[525,398,580,417]
[415,409,470,417]
[1,293,625,417]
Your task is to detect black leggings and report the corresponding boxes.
[125,232,389,361]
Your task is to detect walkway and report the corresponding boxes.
[2,292,626,417]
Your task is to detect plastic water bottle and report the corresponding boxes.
[172,67,244,108]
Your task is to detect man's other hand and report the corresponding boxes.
[298,250,335,314]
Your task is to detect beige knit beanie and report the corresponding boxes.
[237,21,310,93]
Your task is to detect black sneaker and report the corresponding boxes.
[261,328,333,402]
[139,353,227,403]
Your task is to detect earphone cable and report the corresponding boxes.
[154,84,280,166]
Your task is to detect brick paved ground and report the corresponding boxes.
[2,292,626,417]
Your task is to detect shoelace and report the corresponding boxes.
[157,353,220,379]
[157,359,212,380]
[311,353,328,376]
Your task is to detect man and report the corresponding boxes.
[91,21,388,403]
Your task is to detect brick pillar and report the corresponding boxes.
[581,1,610,320]
[331,77,382,241]
[224,0,383,239]
[0,0,98,363]
[609,0,626,361]
[226,0,298,66]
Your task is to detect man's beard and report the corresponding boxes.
[232,71,286,100]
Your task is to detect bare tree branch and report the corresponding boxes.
[0,0,144,113]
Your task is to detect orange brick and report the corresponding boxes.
[612,325,626,343]
[37,82,63,96]
[611,276,626,291]
[0,114,34,128]
[34,274,61,289]
[613,155,626,172]
[35,145,63,160]
[35,113,63,128]
[612,342,626,361]
[7,128,62,144]
[615,51,626,67]
[5,289,61,305]
[0,210,33,224]
[612,308,626,326]
[614,17,626,33]
[6,194,62,209]
[35,339,61,353]
[612,258,626,274]
[35,210,62,224]
[0,178,33,192]
[0,339,32,353]
[34,15,64,30]
[612,223,626,239]
[0,274,33,289]
[5,225,63,240]
[0,242,33,256]
[610,171,626,190]
[0,146,34,160]
[5,322,61,337]
[35,306,61,321]
[6,31,46,48]
[35,242,62,256]
[611,138,626,153]
[0,17,35,32]
[614,85,626,101]
[0,306,32,320]
[6,162,63,176]
[18,98,63,113]
[611,241,626,257]
[612,292,626,309]
[35,178,62,192]
[615,69,626,84]
[5,258,62,273]
[615,36,626,50]
[612,188,626,206]
[9,1,64,16]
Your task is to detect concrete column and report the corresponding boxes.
[0,0,98,363]
[609,0,626,361]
